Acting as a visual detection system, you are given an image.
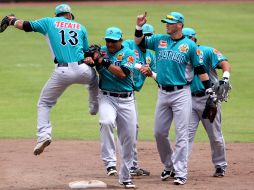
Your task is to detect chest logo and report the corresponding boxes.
[158,40,168,48]
[116,53,124,61]
[178,44,189,53]
[146,57,151,64]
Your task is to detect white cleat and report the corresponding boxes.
[33,137,52,156]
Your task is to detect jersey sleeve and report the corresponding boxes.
[209,48,228,69]
[148,51,156,72]
[191,43,204,68]
[30,17,50,35]
[145,35,158,51]
[121,50,135,72]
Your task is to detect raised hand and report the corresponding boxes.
[136,12,147,27]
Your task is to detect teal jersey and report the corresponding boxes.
[30,17,89,63]
[96,45,135,92]
[145,34,203,86]
[123,40,156,92]
[191,46,228,93]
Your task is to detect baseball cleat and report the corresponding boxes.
[119,180,136,189]
[213,168,225,177]
[33,137,52,156]
[160,169,175,180]
[173,177,187,185]
[107,166,117,176]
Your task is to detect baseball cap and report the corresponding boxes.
[55,4,75,20]
[182,27,197,38]
[161,12,184,24]
[142,24,154,35]
[104,27,123,40]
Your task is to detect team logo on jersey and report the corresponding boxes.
[196,49,204,63]
[213,49,221,54]
[116,53,124,61]
[178,44,189,53]
[134,50,139,59]
[158,40,168,48]
[127,56,134,66]
[146,57,151,64]
[196,49,203,56]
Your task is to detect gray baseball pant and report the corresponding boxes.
[188,95,227,169]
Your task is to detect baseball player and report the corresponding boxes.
[182,27,231,177]
[1,4,99,155]
[98,23,156,177]
[134,12,212,185]
[85,27,136,189]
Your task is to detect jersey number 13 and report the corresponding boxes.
[59,30,78,46]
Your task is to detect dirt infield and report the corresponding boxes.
[0,140,253,190]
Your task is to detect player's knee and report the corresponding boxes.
[154,129,167,139]
[99,119,115,127]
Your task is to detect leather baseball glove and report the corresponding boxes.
[202,96,217,123]
[0,14,16,33]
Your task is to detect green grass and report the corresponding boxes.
[0,2,254,142]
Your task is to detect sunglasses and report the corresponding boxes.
[105,39,119,43]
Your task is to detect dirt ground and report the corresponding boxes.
[0,140,253,190]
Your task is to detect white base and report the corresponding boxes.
[69,180,107,189]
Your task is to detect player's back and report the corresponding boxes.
[30,17,88,63]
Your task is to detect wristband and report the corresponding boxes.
[202,80,211,90]
[101,58,111,69]
[14,20,19,27]
[222,71,230,79]
[136,25,142,30]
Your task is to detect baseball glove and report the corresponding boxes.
[84,44,102,60]
[212,78,232,103]
[202,96,217,123]
[0,14,16,33]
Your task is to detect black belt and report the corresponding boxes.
[159,85,184,92]
[192,91,206,97]
[102,91,132,98]
[56,60,85,67]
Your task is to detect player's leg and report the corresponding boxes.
[34,67,70,155]
[116,96,136,186]
[201,103,227,177]
[171,87,192,185]
[78,64,99,115]
[98,94,117,176]
[188,97,202,158]
[130,97,150,176]
[154,90,174,180]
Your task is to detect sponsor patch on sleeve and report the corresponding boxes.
[158,40,168,48]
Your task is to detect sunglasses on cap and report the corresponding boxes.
[105,39,119,43]
[166,15,178,21]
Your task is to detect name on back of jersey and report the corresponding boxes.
[55,21,80,30]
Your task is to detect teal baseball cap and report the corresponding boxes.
[161,12,184,24]
[104,27,123,40]
[182,27,197,38]
[142,24,154,35]
[55,4,75,20]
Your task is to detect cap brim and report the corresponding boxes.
[105,36,121,40]
[161,19,178,24]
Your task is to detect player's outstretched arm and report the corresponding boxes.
[134,12,147,45]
